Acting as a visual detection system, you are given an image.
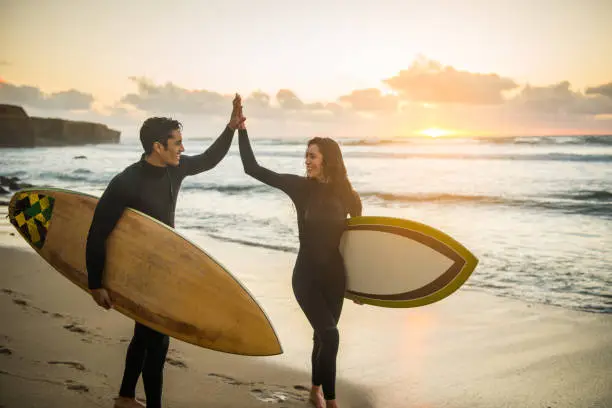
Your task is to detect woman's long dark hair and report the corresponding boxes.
[307,137,359,216]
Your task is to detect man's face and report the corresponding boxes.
[158,129,184,166]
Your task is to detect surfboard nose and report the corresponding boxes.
[208,301,283,356]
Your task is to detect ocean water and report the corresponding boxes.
[1,135,611,313]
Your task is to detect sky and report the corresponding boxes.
[1,0,612,138]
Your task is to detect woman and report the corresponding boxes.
[237,107,361,408]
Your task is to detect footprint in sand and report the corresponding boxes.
[250,388,306,403]
[208,373,251,386]
[250,388,286,403]
[63,323,90,335]
[61,319,111,343]
[0,370,91,394]
[3,289,94,340]
[2,289,30,309]
[62,322,101,343]
[48,361,86,371]
[64,379,90,393]
[12,298,28,307]
[208,373,306,403]
[165,357,187,369]
[0,346,12,356]
[4,289,53,316]
[208,373,307,404]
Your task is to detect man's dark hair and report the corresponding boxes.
[139,117,182,155]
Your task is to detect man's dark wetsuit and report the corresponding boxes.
[85,125,235,408]
[238,129,361,401]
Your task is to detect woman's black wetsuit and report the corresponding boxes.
[238,129,361,400]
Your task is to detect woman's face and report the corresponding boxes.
[305,143,324,180]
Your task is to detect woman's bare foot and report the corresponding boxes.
[309,385,325,408]
[325,399,339,408]
[113,396,145,408]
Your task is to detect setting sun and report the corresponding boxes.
[417,128,455,138]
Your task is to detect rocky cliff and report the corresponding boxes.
[0,104,120,147]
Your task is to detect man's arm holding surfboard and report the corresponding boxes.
[85,175,131,309]
[178,94,246,176]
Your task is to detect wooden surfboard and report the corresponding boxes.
[340,216,478,308]
[8,188,282,356]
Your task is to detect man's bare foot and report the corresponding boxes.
[114,396,145,408]
[309,385,325,408]
[326,399,339,408]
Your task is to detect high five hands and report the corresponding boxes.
[228,93,247,130]
[238,102,246,130]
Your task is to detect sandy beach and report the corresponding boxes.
[3,0,612,405]
[0,204,611,408]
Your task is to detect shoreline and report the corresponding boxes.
[1,204,611,407]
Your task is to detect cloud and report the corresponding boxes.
[383,57,519,105]
[3,55,610,139]
[242,90,279,119]
[238,90,336,123]
[586,82,612,99]
[245,90,271,109]
[119,79,335,122]
[324,102,345,115]
[571,95,612,116]
[275,90,339,114]
[338,88,399,112]
[120,77,233,115]
[510,81,612,115]
[117,79,349,131]
[511,81,575,113]
[0,82,93,110]
[276,89,304,110]
[44,90,94,111]
[0,60,10,66]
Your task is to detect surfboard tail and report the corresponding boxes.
[9,189,56,251]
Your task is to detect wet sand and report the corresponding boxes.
[0,204,611,407]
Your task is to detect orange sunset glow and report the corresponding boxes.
[0,1,610,138]
[417,128,456,138]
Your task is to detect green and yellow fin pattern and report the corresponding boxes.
[9,192,55,249]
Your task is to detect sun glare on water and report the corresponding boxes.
[418,128,454,138]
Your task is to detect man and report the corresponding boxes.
[85,94,245,408]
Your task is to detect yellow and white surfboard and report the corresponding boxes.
[340,216,478,308]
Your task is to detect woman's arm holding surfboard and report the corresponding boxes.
[349,190,362,217]
[347,190,364,305]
